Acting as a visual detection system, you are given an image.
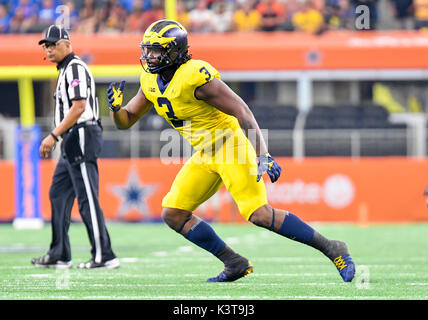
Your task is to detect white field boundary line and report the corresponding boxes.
[5,272,426,279]
[0,283,319,288]
[117,258,428,266]
[4,276,428,291]
[0,260,423,269]
[5,295,428,300]
[142,230,274,259]
[118,256,428,262]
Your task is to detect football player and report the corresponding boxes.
[108,19,355,282]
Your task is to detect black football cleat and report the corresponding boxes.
[207,259,253,282]
[328,240,355,282]
[333,254,355,282]
[76,258,120,269]
[31,254,72,269]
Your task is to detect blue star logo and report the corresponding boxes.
[109,170,158,220]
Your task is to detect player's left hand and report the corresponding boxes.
[257,153,282,183]
[107,81,125,112]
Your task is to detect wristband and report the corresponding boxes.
[50,132,59,142]
[111,105,121,113]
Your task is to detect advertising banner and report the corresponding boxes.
[1,157,426,224]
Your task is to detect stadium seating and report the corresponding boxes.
[360,103,389,129]
[123,103,409,157]
[304,105,335,129]
[303,103,406,130]
[301,103,408,156]
[139,108,170,131]
[139,103,405,132]
[334,104,362,129]
[250,105,298,130]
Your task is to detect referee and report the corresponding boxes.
[31,25,119,269]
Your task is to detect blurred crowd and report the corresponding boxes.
[0,0,425,35]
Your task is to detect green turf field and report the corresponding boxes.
[0,222,427,300]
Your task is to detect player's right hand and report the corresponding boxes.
[107,81,125,112]
[257,153,282,183]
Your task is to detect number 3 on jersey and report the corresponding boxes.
[199,67,211,81]
[157,97,183,128]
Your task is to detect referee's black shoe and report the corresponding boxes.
[31,254,72,269]
[76,258,120,269]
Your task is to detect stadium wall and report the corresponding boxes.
[0,157,427,224]
[1,31,428,69]
[2,30,428,225]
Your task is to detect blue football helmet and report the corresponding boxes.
[140,19,189,74]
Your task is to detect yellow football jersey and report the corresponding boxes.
[140,59,241,152]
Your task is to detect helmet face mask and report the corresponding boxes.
[140,44,168,73]
[140,20,189,74]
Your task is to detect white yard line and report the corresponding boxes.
[8,295,428,300]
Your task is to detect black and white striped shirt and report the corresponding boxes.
[54,52,98,128]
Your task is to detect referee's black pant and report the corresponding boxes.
[47,122,116,263]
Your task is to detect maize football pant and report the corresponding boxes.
[162,136,268,220]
